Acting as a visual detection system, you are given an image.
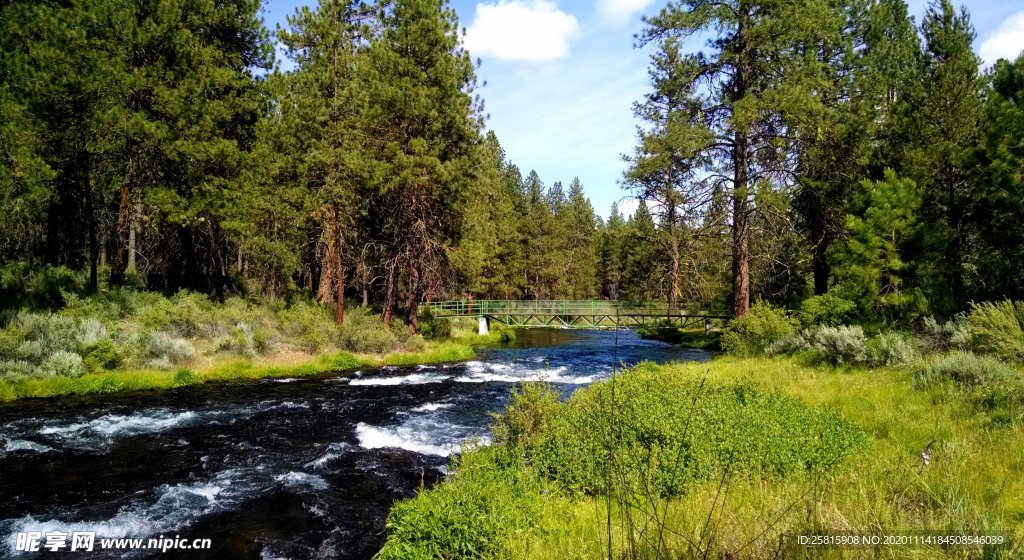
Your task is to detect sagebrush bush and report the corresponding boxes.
[74,318,108,347]
[803,325,869,365]
[721,302,797,357]
[914,351,1024,426]
[966,300,1024,362]
[914,351,1018,389]
[0,360,37,380]
[798,291,857,327]
[867,331,919,367]
[146,331,195,364]
[218,321,258,357]
[918,316,971,354]
[39,350,84,378]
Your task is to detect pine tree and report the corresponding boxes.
[972,56,1024,300]
[523,171,557,299]
[621,200,665,302]
[624,36,713,312]
[598,203,627,299]
[561,178,598,298]
[641,0,839,317]
[833,170,923,319]
[914,0,983,312]
[361,0,482,326]
[279,0,373,323]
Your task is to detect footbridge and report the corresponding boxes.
[426,300,730,335]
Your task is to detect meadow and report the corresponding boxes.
[376,302,1024,559]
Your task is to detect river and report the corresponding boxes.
[0,329,710,559]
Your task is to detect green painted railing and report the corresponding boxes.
[426,300,726,318]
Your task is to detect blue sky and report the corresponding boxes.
[262,0,1024,218]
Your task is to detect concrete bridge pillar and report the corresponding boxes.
[478,316,490,336]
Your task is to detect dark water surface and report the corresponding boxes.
[0,329,710,559]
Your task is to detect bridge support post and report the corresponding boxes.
[705,318,712,336]
[478,316,490,336]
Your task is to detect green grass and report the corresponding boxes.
[377,356,1024,559]
[0,340,476,402]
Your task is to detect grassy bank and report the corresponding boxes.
[376,356,1024,559]
[0,288,491,402]
[0,340,475,402]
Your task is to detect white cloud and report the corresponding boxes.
[597,0,655,25]
[464,0,579,62]
[979,11,1024,67]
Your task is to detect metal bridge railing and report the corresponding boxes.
[425,300,725,318]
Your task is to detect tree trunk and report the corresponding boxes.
[111,175,131,286]
[127,205,138,273]
[668,203,680,315]
[333,207,345,326]
[732,195,751,318]
[84,163,98,293]
[813,240,830,296]
[382,267,397,327]
[317,222,335,305]
[406,263,420,330]
[731,8,752,319]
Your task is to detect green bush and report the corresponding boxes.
[491,382,560,452]
[0,264,83,313]
[418,306,452,340]
[524,363,866,497]
[721,302,797,357]
[80,338,122,371]
[798,291,857,327]
[172,368,196,387]
[966,300,1024,362]
[278,300,338,352]
[337,306,401,353]
[377,449,553,560]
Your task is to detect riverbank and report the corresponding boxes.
[0,288,504,402]
[0,340,477,402]
[376,355,1024,559]
[636,324,723,350]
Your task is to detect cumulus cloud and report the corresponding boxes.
[979,11,1024,67]
[597,0,655,25]
[463,0,579,62]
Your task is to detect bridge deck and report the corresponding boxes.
[426,300,729,329]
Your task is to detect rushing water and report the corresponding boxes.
[0,329,709,559]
